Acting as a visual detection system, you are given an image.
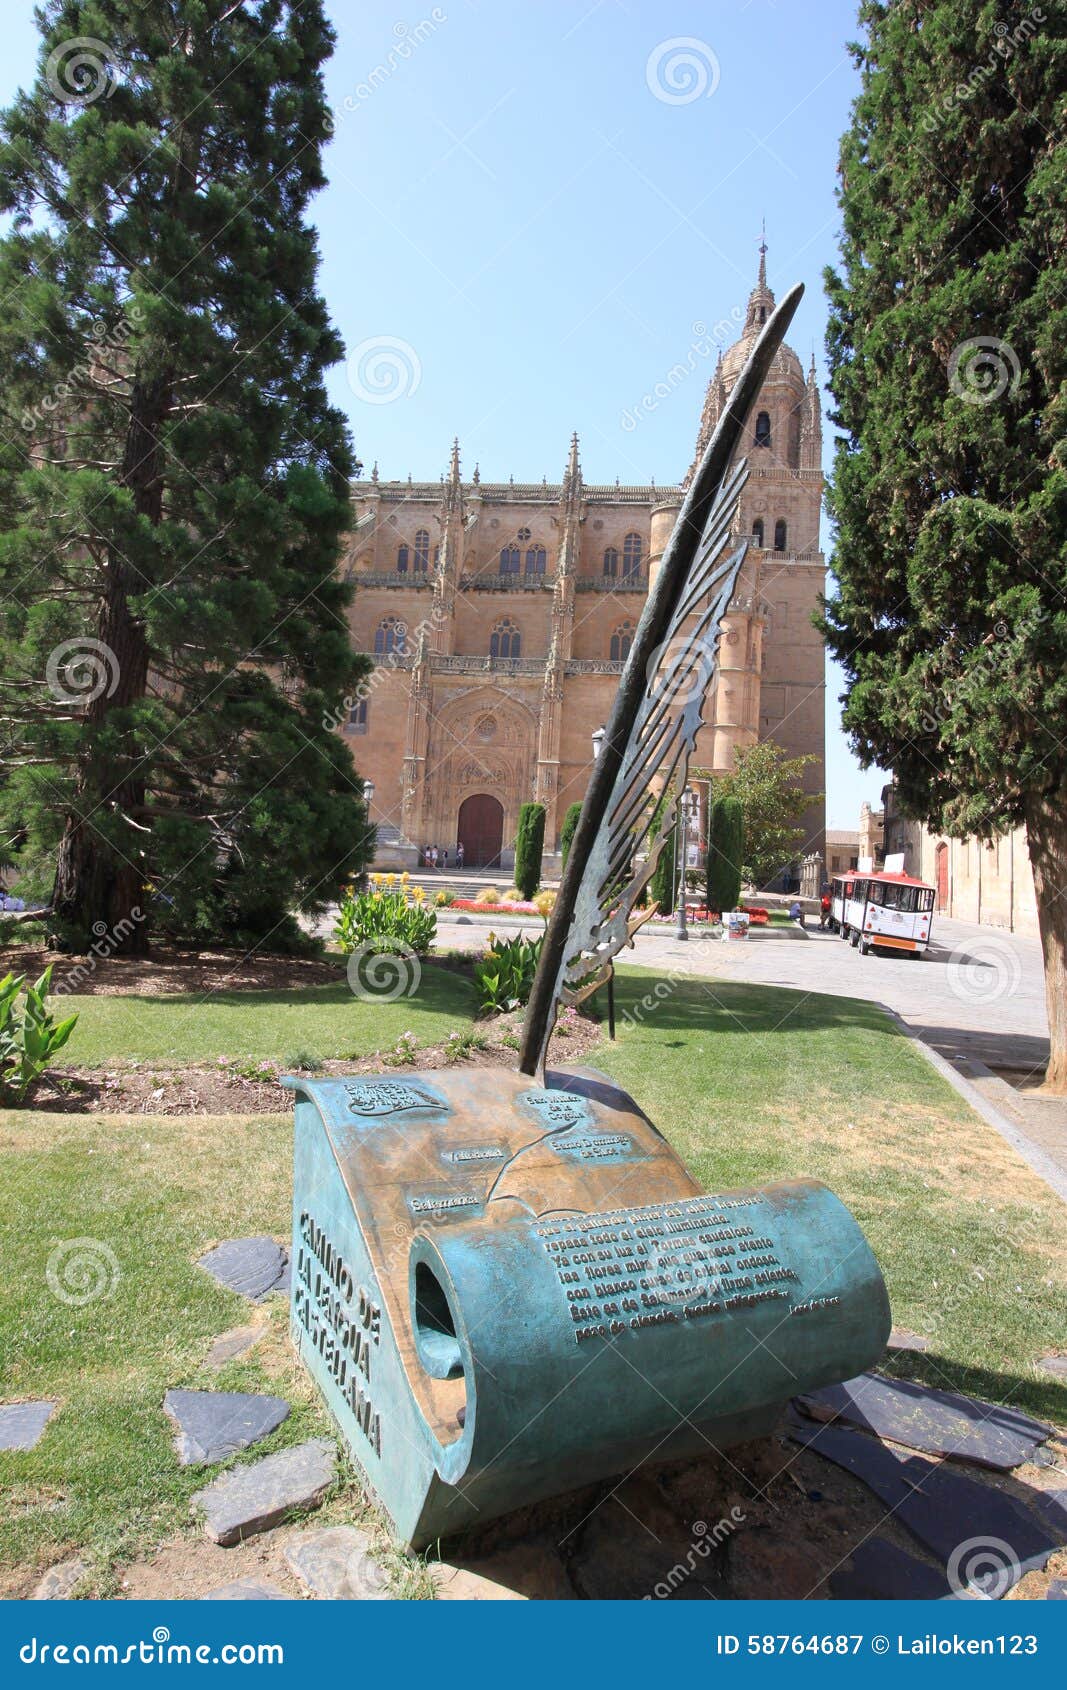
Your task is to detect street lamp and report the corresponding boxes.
[591,724,606,762]
[674,787,699,942]
[362,780,376,887]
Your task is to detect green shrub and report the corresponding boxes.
[514,802,546,901]
[559,801,583,872]
[0,967,78,1104]
[647,799,677,916]
[474,931,543,1014]
[706,795,744,914]
[333,882,436,957]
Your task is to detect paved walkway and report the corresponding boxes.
[435,908,1066,1187]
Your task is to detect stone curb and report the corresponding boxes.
[881,1005,1067,1207]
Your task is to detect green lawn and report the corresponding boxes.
[56,962,478,1067]
[1,969,1063,1595]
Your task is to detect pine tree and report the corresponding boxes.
[514,802,545,901]
[706,795,743,914]
[0,1,371,952]
[822,0,1067,1088]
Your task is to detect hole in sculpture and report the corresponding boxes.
[413,1262,464,1381]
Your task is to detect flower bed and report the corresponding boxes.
[451,897,541,915]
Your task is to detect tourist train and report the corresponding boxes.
[829,853,936,958]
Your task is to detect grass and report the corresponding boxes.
[1,968,1063,1594]
[603,968,1067,1423]
[53,961,478,1067]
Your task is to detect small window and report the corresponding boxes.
[414,529,430,572]
[610,622,634,663]
[396,543,409,573]
[499,545,520,576]
[751,518,764,547]
[774,519,787,551]
[346,698,368,734]
[603,546,618,578]
[622,533,643,579]
[517,527,531,543]
[490,619,521,659]
[754,411,771,448]
[525,545,546,577]
[374,616,406,656]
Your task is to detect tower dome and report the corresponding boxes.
[720,241,804,391]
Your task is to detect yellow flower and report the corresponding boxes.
[385,873,396,887]
[400,871,410,882]
[411,885,425,902]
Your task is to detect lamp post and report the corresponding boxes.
[362,779,376,888]
[674,787,699,942]
[590,725,615,1040]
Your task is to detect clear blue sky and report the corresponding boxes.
[1,0,888,828]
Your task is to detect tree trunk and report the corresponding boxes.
[52,377,169,955]
[1024,776,1067,1094]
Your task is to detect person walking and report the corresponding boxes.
[440,846,448,871]
[456,841,465,869]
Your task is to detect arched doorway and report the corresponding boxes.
[457,794,504,869]
[935,841,949,911]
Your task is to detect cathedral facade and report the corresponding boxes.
[338,253,826,876]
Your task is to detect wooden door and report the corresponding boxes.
[457,794,504,869]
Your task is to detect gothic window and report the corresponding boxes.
[517,527,531,542]
[499,544,521,575]
[413,529,430,572]
[525,545,546,576]
[751,518,764,547]
[774,519,787,551]
[490,618,521,659]
[346,698,368,733]
[396,543,409,572]
[610,621,635,662]
[754,411,771,448]
[374,616,406,656]
[622,533,643,578]
[602,546,618,578]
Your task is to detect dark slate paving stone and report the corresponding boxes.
[787,1415,1061,1595]
[1029,1485,1067,1539]
[1038,1355,1067,1380]
[889,1328,930,1353]
[830,1538,970,1601]
[1047,1579,1067,1599]
[198,1238,288,1302]
[191,1439,335,1545]
[795,1371,1052,1470]
[284,1526,393,1600]
[204,1580,291,1600]
[163,1389,290,1466]
[0,1401,56,1451]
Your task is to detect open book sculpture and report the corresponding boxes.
[285,283,890,1550]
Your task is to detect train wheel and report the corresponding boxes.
[860,937,871,956]
[850,929,860,947]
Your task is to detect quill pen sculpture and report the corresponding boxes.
[519,282,804,1078]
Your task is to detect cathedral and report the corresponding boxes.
[338,250,826,875]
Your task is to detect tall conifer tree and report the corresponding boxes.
[823,0,1067,1087]
[0,1,370,951]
